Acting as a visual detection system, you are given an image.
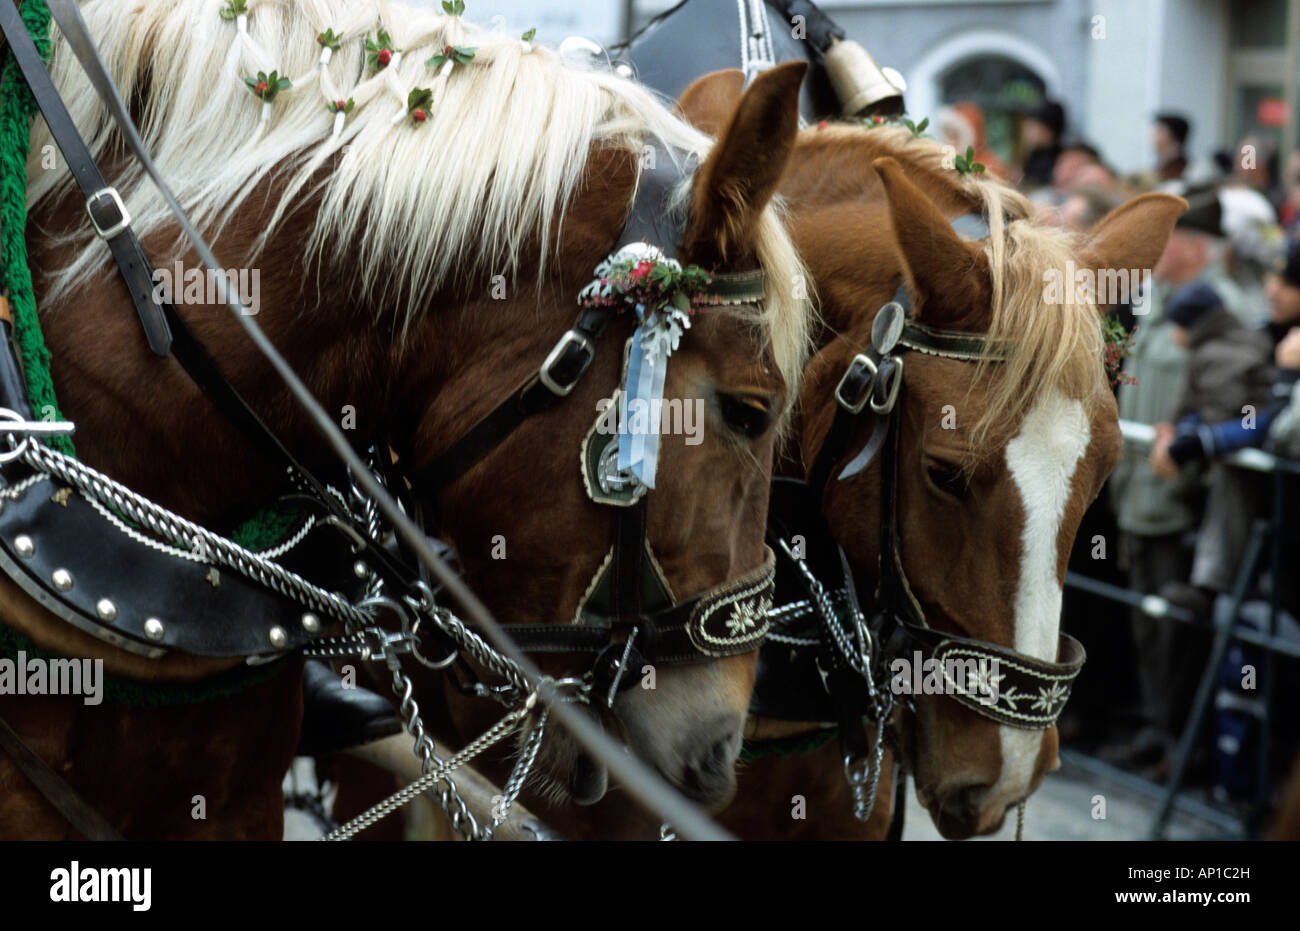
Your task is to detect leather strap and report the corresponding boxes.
[0,713,123,840]
[0,0,171,355]
[407,305,615,491]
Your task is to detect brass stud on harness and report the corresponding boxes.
[268,626,288,649]
[95,598,117,621]
[353,560,369,579]
[143,617,166,642]
[301,612,320,633]
[51,568,73,592]
[13,535,34,558]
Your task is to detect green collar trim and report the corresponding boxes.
[740,725,838,762]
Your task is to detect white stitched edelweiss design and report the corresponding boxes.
[1031,681,1069,714]
[725,595,772,637]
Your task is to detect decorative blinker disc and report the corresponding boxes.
[871,301,906,355]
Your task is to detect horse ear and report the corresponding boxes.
[1078,193,1188,310]
[681,60,806,264]
[872,156,987,325]
[677,69,746,135]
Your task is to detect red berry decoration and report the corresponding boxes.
[254,80,268,94]
[336,99,346,110]
[412,108,427,122]
[817,120,828,130]
[377,48,392,67]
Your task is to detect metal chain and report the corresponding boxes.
[776,537,899,824]
[482,706,550,840]
[1016,800,1025,841]
[18,441,369,627]
[383,645,485,840]
[322,696,532,841]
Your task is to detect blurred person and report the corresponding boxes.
[937,101,1012,180]
[1106,187,1249,776]
[1059,185,1123,233]
[1278,151,1300,235]
[1153,112,1190,182]
[1218,183,1285,312]
[1052,141,1102,192]
[1147,281,1274,616]
[1233,134,1284,216]
[1019,98,1064,188]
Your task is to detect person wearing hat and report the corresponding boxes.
[1019,99,1065,188]
[1105,185,1254,777]
[1154,112,1190,182]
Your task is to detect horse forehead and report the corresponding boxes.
[1003,389,1091,661]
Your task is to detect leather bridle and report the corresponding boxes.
[754,232,1088,812]
[397,154,780,703]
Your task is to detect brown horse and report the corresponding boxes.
[534,71,1184,840]
[0,4,810,838]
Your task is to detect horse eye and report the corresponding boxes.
[927,464,969,499]
[717,392,773,439]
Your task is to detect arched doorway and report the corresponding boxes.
[905,28,1061,167]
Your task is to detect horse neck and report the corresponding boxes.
[30,171,396,526]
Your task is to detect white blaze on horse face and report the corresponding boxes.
[993,389,1090,803]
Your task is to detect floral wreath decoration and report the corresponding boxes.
[576,244,766,488]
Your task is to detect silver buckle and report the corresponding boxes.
[539,330,594,396]
[834,354,877,414]
[869,356,904,415]
[85,187,131,240]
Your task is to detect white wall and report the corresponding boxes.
[1083,0,1226,175]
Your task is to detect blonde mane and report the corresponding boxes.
[808,124,1107,448]
[29,0,810,393]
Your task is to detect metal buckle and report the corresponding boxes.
[869,356,904,415]
[539,329,595,396]
[834,354,877,414]
[85,187,131,240]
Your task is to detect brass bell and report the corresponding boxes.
[824,38,905,119]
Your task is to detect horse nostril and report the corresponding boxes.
[945,783,992,819]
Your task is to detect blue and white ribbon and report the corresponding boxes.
[618,302,690,488]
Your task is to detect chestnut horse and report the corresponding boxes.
[0,4,810,838]
[536,71,1184,840]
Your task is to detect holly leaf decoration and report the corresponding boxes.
[406,87,434,122]
[954,145,986,176]
[522,27,537,42]
[901,116,929,138]
[219,0,248,20]
[441,0,467,14]
[426,44,477,69]
[244,70,291,102]
[365,29,399,70]
[317,28,342,51]
[327,97,355,114]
